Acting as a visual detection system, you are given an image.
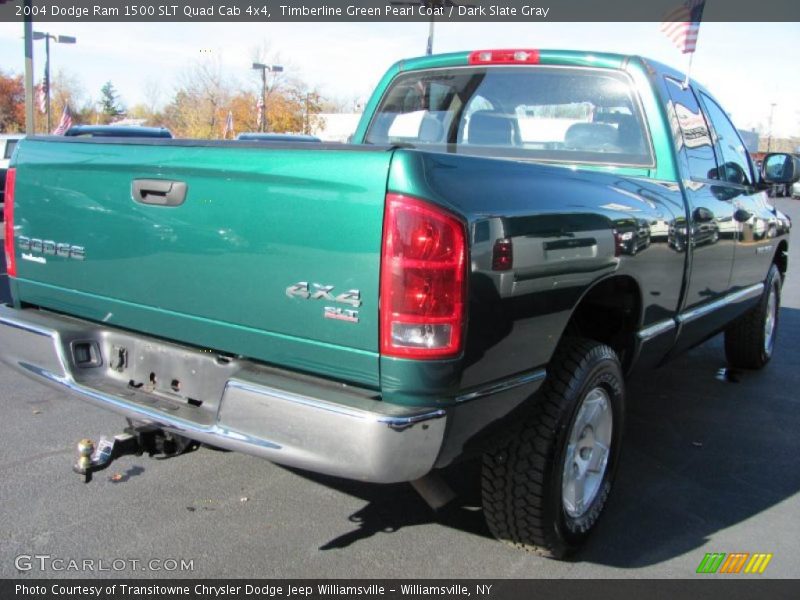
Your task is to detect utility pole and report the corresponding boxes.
[44,33,50,131]
[260,67,266,132]
[304,93,310,135]
[23,0,34,134]
[766,102,777,153]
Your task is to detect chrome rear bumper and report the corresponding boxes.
[0,305,447,483]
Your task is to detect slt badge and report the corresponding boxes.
[286,282,361,323]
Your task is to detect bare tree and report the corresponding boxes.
[165,56,235,138]
[142,77,163,115]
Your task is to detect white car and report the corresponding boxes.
[793,180,800,198]
[1,134,23,220]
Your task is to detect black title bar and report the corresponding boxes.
[1,0,800,22]
[3,579,800,600]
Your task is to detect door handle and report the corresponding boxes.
[131,179,188,206]
[733,207,752,223]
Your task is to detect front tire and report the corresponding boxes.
[481,339,625,558]
[724,264,781,369]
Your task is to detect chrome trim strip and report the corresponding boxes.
[677,283,764,325]
[455,368,547,403]
[378,411,447,428]
[637,283,765,341]
[637,319,676,342]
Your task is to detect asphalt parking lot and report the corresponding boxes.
[1,199,799,579]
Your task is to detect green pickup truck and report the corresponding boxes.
[1,49,797,558]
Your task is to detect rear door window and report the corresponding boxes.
[663,77,718,182]
[699,93,754,187]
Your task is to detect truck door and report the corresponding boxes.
[696,91,777,291]
[662,77,736,317]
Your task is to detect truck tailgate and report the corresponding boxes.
[10,139,391,387]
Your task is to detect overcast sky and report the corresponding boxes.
[0,21,798,137]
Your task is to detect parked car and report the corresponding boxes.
[64,125,173,138]
[793,179,800,198]
[668,208,720,252]
[236,132,321,142]
[614,218,651,255]
[0,134,23,221]
[2,49,797,559]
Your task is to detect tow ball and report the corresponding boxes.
[73,424,196,483]
[72,434,140,483]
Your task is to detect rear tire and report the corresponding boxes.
[481,339,625,558]
[724,264,781,369]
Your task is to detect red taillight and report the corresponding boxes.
[492,238,513,271]
[3,167,15,278]
[612,229,623,257]
[468,49,540,65]
[380,193,466,359]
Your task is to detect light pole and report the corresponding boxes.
[252,62,284,132]
[766,102,777,153]
[304,92,321,135]
[22,0,34,135]
[32,31,76,132]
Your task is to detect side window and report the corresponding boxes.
[4,139,19,159]
[699,93,753,187]
[663,77,718,182]
[370,79,458,145]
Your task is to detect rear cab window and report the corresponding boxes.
[365,66,654,168]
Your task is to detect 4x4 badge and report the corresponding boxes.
[285,282,362,307]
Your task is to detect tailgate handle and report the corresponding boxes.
[132,179,188,206]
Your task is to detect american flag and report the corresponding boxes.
[36,77,48,114]
[660,0,706,54]
[36,84,47,114]
[223,110,234,138]
[52,105,73,135]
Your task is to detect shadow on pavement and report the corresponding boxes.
[290,307,800,566]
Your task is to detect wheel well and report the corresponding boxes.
[774,240,788,279]
[564,276,641,369]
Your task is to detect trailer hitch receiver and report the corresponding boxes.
[72,425,196,483]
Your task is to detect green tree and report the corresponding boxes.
[99,81,125,123]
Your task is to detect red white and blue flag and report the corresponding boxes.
[660,0,706,54]
[36,78,47,114]
[52,105,73,135]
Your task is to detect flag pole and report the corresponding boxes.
[682,52,694,88]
